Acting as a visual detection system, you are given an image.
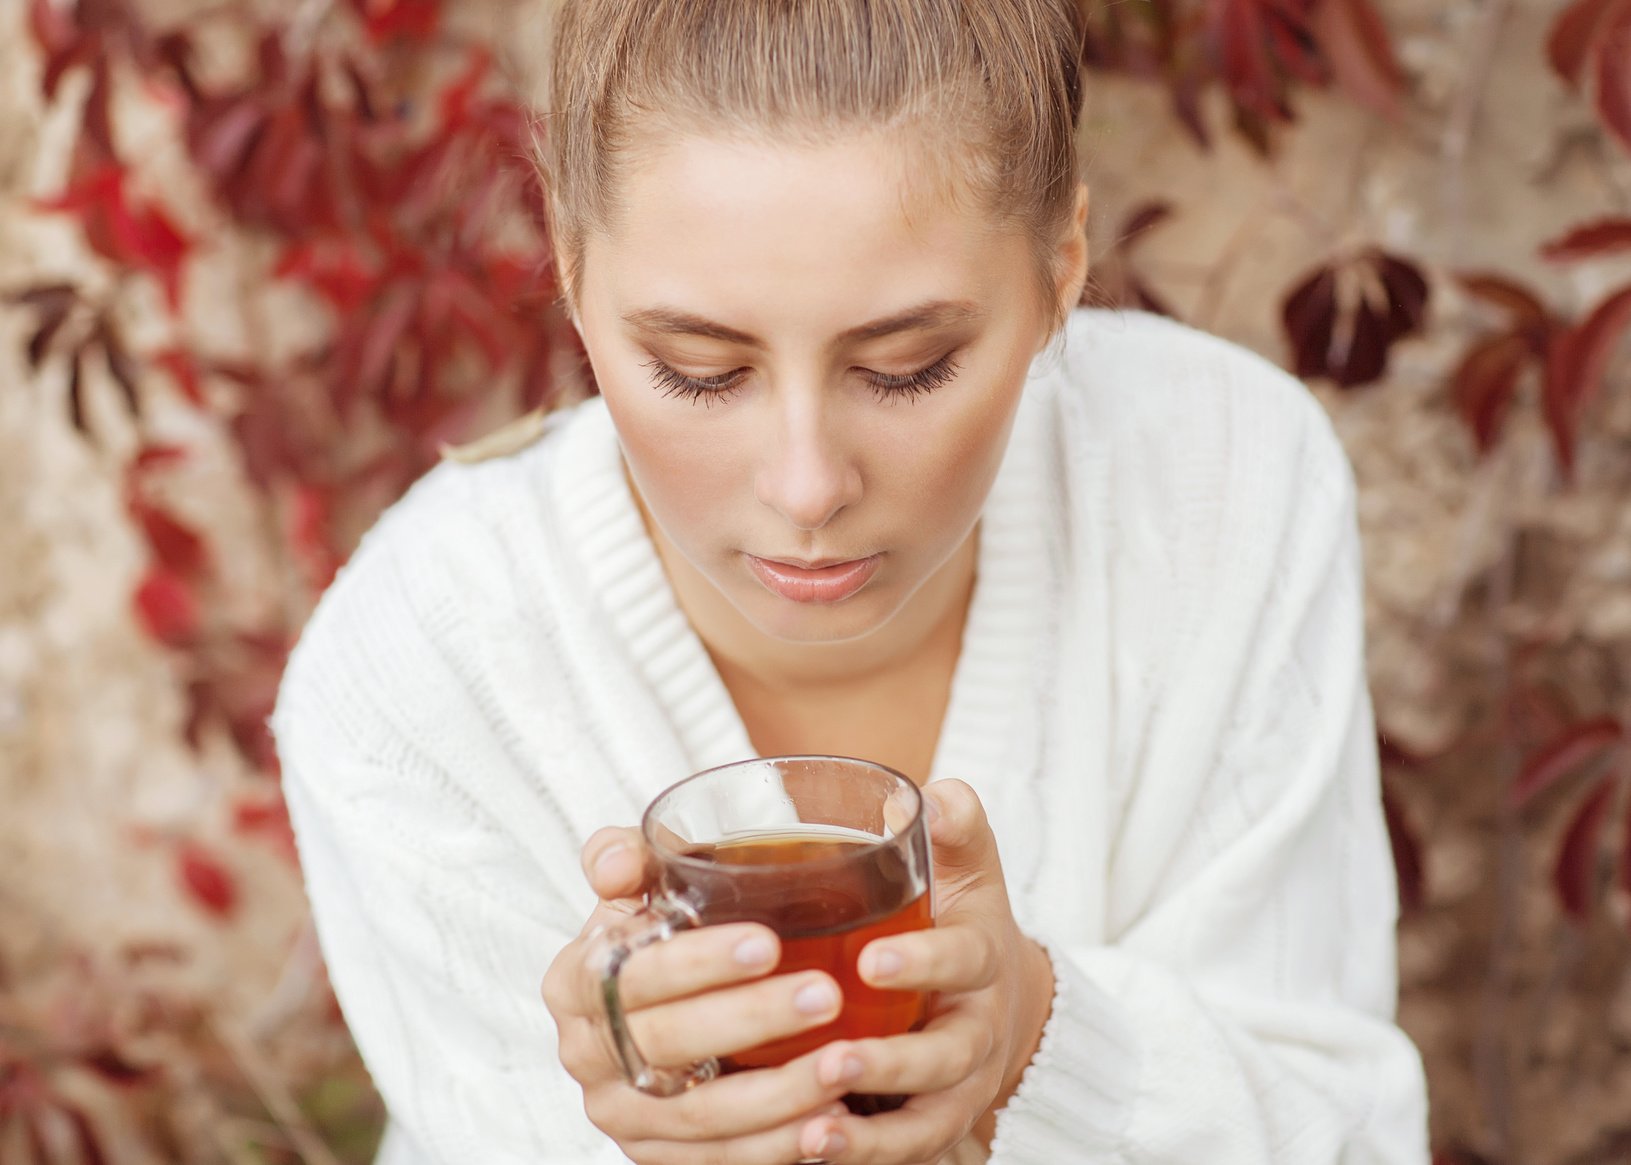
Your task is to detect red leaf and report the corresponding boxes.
[439,48,492,129]
[1514,716,1623,810]
[1335,295,1387,387]
[82,61,117,160]
[1376,252,1430,336]
[153,348,205,406]
[1544,285,1631,475]
[187,97,267,184]
[1595,8,1631,152]
[80,1048,160,1088]
[1554,776,1616,922]
[1309,0,1405,119]
[94,318,140,417]
[1283,265,1337,378]
[108,200,190,312]
[130,500,209,579]
[132,443,188,474]
[276,241,379,314]
[289,483,340,592]
[1547,0,1628,86]
[1451,331,1529,454]
[132,567,200,646]
[1214,0,1284,122]
[1116,200,1175,250]
[17,283,76,365]
[355,0,442,43]
[176,842,237,919]
[1456,272,1553,334]
[1540,217,1631,261]
[1265,8,1326,88]
[67,344,88,436]
[28,0,76,54]
[1381,781,1424,913]
[354,284,420,396]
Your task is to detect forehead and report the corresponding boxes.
[581,129,1032,329]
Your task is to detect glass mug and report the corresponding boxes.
[594,755,934,1114]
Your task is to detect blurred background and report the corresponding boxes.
[2,0,1629,1161]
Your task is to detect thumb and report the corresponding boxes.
[580,826,651,903]
[922,779,1002,881]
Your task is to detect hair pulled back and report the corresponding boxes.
[538,0,1087,324]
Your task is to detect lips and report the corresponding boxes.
[746,554,882,604]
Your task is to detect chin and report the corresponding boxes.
[737,590,900,645]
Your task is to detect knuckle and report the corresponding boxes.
[541,957,574,1014]
[947,1042,980,1082]
[969,932,1000,988]
[581,1086,616,1132]
[667,1091,715,1141]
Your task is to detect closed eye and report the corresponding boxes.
[643,350,963,405]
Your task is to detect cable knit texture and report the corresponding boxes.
[271,309,1430,1164]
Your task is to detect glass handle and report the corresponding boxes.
[592,893,720,1097]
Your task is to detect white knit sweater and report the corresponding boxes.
[271,309,1430,1164]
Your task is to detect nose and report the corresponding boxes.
[754,395,862,532]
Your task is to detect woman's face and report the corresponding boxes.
[575,130,1066,647]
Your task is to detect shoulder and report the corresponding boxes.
[1036,309,1356,539]
[275,399,607,745]
[1029,310,1359,623]
[1047,308,1350,496]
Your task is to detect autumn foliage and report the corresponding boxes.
[6,0,1631,1160]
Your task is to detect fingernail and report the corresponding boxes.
[592,842,627,877]
[801,1121,845,1160]
[865,948,903,980]
[794,978,839,1016]
[819,1049,864,1087]
[734,935,774,967]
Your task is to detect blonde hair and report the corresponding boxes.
[536,0,1086,328]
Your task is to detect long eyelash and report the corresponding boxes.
[863,352,962,401]
[643,359,746,406]
[642,352,964,405]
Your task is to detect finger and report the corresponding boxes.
[582,826,649,901]
[587,1045,853,1142]
[624,1103,850,1165]
[617,923,781,1010]
[857,922,997,993]
[799,1085,980,1165]
[629,970,843,1067]
[811,1012,997,1101]
[921,781,1000,881]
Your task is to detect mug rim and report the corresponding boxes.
[640,753,926,873]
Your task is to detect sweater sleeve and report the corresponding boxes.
[271,518,634,1165]
[989,385,1429,1162]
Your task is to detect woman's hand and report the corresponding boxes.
[794,780,1056,1165]
[541,828,858,1164]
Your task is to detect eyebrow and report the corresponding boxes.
[620,299,985,349]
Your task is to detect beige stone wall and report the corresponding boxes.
[4,0,1630,1160]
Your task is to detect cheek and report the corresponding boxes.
[599,376,749,543]
[874,375,1024,538]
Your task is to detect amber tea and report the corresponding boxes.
[672,827,932,1071]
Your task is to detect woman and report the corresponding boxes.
[271,1,1430,1162]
